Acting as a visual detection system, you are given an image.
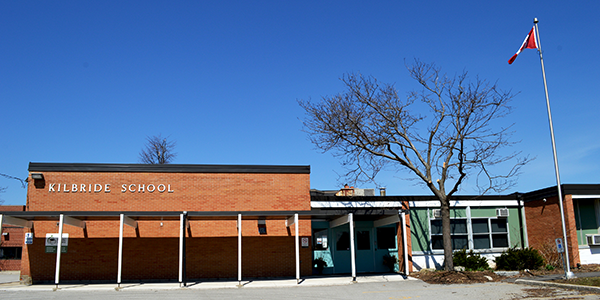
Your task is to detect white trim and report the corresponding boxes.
[311,201,404,208]
[63,216,86,229]
[0,215,33,228]
[285,215,296,227]
[330,215,350,228]
[409,200,521,208]
[572,195,600,199]
[373,214,400,227]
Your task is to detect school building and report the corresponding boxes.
[1,162,599,286]
[0,162,409,285]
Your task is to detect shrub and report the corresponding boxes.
[313,257,327,274]
[382,254,398,272]
[495,247,545,271]
[452,249,489,271]
[537,239,562,269]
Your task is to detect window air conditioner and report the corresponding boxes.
[496,208,509,218]
[432,209,442,218]
[587,234,600,246]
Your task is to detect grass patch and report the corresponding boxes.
[553,276,600,287]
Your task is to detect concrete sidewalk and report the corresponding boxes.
[0,271,20,285]
[0,273,415,291]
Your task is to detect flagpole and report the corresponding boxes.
[533,17,574,279]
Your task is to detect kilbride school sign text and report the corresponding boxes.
[48,183,175,193]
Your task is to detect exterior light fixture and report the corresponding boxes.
[31,173,44,180]
[258,218,267,234]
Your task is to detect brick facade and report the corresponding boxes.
[524,194,580,266]
[22,165,312,283]
[1,205,25,271]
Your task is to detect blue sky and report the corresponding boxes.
[1,1,599,205]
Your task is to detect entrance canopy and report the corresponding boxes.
[1,208,403,288]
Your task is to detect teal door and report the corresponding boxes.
[374,225,399,272]
[331,222,377,274]
[332,225,351,274]
[354,226,375,272]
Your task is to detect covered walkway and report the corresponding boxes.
[1,208,405,289]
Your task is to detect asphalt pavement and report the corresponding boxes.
[1,271,599,300]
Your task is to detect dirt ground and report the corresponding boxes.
[411,264,600,284]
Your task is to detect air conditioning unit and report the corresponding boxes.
[432,209,442,218]
[587,234,600,246]
[496,208,509,218]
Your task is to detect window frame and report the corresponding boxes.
[429,210,510,252]
[0,247,22,260]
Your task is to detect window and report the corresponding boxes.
[313,229,328,250]
[377,227,397,249]
[472,219,509,249]
[430,217,509,250]
[356,230,370,250]
[430,219,468,250]
[0,247,22,260]
[336,231,350,251]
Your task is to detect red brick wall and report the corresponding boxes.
[22,170,312,282]
[1,226,25,271]
[27,172,310,212]
[525,194,580,266]
[1,206,26,271]
[23,221,312,282]
[1,205,26,212]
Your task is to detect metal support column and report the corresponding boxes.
[237,213,242,287]
[179,213,185,287]
[349,213,356,282]
[54,214,64,289]
[118,214,124,288]
[117,214,136,289]
[294,213,300,283]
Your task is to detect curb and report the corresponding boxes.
[515,279,600,294]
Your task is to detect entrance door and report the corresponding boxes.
[374,225,398,272]
[354,227,375,272]
[331,225,351,274]
[331,223,376,274]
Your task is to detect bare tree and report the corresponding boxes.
[139,134,177,164]
[299,60,530,270]
[0,173,28,204]
[0,186,5,204]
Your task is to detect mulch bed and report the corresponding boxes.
[411,264,600,285]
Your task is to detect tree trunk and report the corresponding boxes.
[441,200,454,271]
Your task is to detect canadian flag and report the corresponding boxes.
[508,27,538,64]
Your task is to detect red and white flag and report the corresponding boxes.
[508,26,538,64]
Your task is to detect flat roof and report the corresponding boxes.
[0,209,400,222]
[28,162,310,174]
[523,184,600,201]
